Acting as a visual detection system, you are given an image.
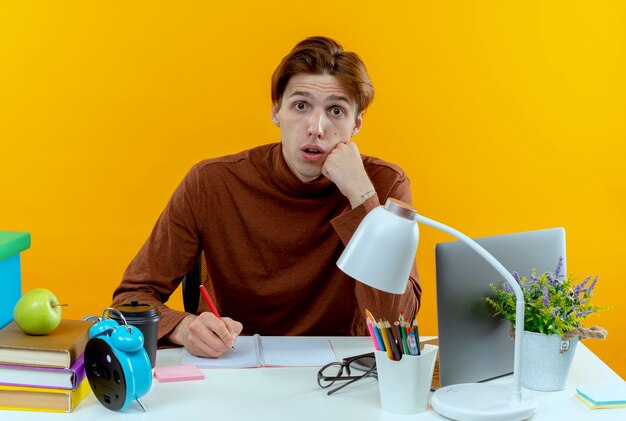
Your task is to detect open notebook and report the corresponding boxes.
[180,335,337,368]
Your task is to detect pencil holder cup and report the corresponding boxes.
[374,344,438,415]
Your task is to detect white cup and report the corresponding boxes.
[374,344,438,414]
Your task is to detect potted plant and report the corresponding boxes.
[486,256,608,391]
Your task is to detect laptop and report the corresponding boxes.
[434,227,566,387]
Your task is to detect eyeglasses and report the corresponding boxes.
[317,352,377,395]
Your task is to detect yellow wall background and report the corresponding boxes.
[2,2,624,378]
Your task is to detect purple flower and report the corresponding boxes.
[576,310,594,317]
[573,276,590,299]
[512,271,521,284]
[550,306,561,317]
[542,286,550,307]
[576,276,589,292]
[586,275,599,294]
[573,284,582,298]
[554,256,564,278]
[503,282,514,294]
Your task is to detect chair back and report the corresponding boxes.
[182,251,206,314]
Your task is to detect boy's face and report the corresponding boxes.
[272,73,362,183]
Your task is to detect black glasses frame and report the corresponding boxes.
[317,352,377,395]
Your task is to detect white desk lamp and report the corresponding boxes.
[337,198,537,421]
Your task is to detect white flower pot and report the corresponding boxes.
[521,330,578,391]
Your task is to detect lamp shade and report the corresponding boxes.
[337,200,418,294]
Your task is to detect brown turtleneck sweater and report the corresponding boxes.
[113,143,421,341]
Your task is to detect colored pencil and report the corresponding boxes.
[394,321,405,355]
[366,320,380,351]
[373,322,385,351]
[379,319,394,360]
[385,320,401,361]
[412,317,421,355]
[400,321,409,355]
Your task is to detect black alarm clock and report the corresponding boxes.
[84,308,152,411]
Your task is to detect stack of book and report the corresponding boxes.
[0,319,93,413]
[575,385,626,409]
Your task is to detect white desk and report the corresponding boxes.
[4,337,625,420]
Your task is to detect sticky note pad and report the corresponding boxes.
[154,364,205,383]
[576,385,626,408]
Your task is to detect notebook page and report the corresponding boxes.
[180,335,260,368]
[259,337,337,367]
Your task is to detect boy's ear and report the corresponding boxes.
[271,103,280,127]
[352,112,364,136]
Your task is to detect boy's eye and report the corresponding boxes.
[294,102,307,111]
[330,107,344,116]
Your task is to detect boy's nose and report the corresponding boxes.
[307,112,325,138]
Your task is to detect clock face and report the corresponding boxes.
[85,338,128,411]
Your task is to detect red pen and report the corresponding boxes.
[199,285,236,351]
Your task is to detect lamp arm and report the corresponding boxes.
[414,213,525,403]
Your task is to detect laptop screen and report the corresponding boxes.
[435,227,566,387]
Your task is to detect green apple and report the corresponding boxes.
[13,288,64,335]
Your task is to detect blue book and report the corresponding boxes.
[0,231,31,329]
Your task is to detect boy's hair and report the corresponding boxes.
[271,36,374,115]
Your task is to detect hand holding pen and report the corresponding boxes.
[177,313,241,358]
[172,287,242,358]
[199,285,239,353]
